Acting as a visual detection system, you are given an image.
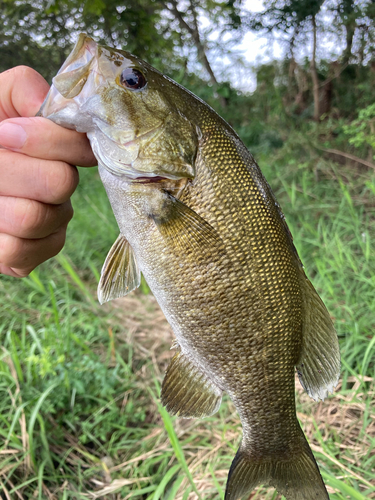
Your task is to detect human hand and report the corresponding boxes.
[0,66,96,277]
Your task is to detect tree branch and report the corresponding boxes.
[311,14,320,121]
[163,0,220,88]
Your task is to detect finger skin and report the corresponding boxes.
[0,66,97,278]
[0,66,50,120]
[0,65,96,166]
[0,225,68,276]
[0,149,79,204]
[0,197,74,239]
[0,117,96,167]
[0,264,30,278]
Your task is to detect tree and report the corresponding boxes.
[248,0,325,120]
[0,0,178,82]
[326,0,375,65]
[0,0,246,109]
[160,0,244,106]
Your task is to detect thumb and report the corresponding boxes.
[0,66,50,120]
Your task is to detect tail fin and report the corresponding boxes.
[225,432,328,500]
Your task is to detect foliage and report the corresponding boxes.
[249,0,324,33]
[1,1,375,498]
[0,0,244,88]
[2,0,375,125]
[161,0,244,87]
[0,148,374,498]
[0,0,178,82]
[326,0,375,65]
[343,103,375,159]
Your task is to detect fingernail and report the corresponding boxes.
[0,122,27,150]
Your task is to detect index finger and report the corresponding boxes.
[0,66,97,167]
[0,117,97,167]
[0,66,50,121]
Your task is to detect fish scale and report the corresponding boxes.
[147,119,304,462]
[39,33,340,500]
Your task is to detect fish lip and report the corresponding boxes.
[37,35,101,120]
[60,33,98,73]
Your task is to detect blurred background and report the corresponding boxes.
[0,1,374,499]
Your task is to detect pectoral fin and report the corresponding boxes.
[151,192,223,254]
[296,276,340,401]
[98,234,141,304]
[161,350,222,418]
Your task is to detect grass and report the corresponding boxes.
[0,136,374,499]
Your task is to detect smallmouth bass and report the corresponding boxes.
[39,34,340,500]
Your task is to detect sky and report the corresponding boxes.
[207,0,285,92]
[239,0,283,65]
[209,0,345,93]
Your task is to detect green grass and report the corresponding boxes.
[0,142,374,499]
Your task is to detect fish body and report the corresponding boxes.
[39,34,340,500]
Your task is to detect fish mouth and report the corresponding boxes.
[59,33,97,76]
[38,33,196,183]
[37,34,103,124]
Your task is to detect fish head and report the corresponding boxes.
[39,33,199,181]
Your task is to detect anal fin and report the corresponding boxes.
[161,351,222,418]
[296,276,340,401]
[98,234,141,304]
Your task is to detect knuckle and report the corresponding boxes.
[17,199,47,236]
[0,233,22,264]
[53,202,74,229]
[49,227,67,257]
[16,268,33,278]
[65,202,74,224]
[0,263,33,278]
[44,162,79,203]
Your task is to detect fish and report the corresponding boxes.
[39,33,340,500]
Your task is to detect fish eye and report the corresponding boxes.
[120,68,147,90]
